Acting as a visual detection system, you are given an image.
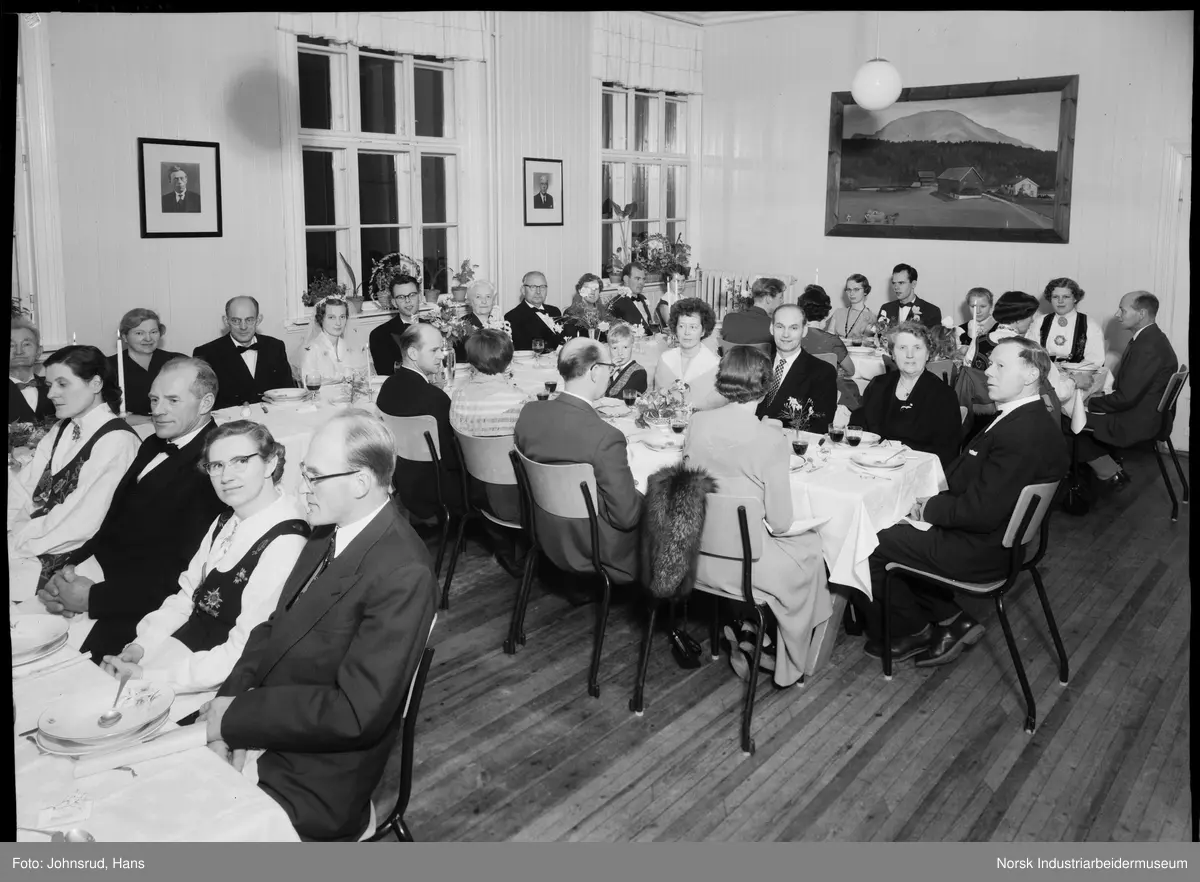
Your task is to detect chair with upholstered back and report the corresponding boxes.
[454,432,520,531]
[505,448,614,698]
[925,359,958,386]
[880,481,1066,733]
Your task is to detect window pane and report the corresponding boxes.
[603,91,627,150]
[666,222,685,247]
[602,224,614,274]
[359,56,397,134]
[421,155,448,224]
[302,150,336,225]
[422,227,450,293]
[414,67,446,138]
[666,166,687,219]
[602,161,628,217]
[298,52,332,130]
[634,94,653,152]
[630,222,655,251]
[360,228,400,293]
[665,100,686,154]
[306,231,337,286]
[631,164,660,219]
[358,154,399,225]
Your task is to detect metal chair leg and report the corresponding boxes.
[396,819,413,842]
[709,596,721,660]
[439,514,469,611]
[1154,447,1180,521]
[515,553,538,646]
[588,573,612,698]
[504,551,538,655]
[995,595,1036,733]
[1029,566,1069,684]
[629,601,659,715]
[432,509,451,577]
[1166,438,1189,502]
[741,606,765,755]
[881,571,893,680]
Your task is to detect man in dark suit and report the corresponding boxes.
[1077,291,1178,487]
[514,338,643,584]
[193,296,293,409]
[200,411,437,841]
[852,337,1069,666]
[533,175,554,209]
[755,304,837,434]
[376,323,464,516]
[877,263,942,329]
[505,271,564,351]
[161,165,202,213]
[720,277,785,349]
[369,273,421,375]
[9,318,56,423]
[608,263,658,336]
[37,357,226,659]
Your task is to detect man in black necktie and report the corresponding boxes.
[193,296,293,409]
[199,410,437,841]
[608,262,658,336]
[161,165,202,213]
[9,318,56,423]
[504,270,564,350]
[38,357,226,659]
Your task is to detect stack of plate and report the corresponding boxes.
[11,616,69,667]
[263,388,307,405]
[35,682,175,757]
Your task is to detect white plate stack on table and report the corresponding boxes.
[12,615,70,667]
[33,682,176,758]
[262,387,308,406]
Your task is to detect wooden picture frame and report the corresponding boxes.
[138,137,223,238]
[523,157,564,227]
[825,75,1078,244]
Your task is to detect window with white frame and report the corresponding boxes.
[296,37,459,304]
[600,84,689,276]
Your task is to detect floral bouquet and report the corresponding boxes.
[930,316,964,361]
[8,418,55,468]
[420,293,472,345]
[725,278,753,313]
[484,311,513,336]
[633,232,691,279]
[868,312,892,349]
[301,275,349,308]
[633,385,688,428]
[779,397,822,432]
[368,252,424,308]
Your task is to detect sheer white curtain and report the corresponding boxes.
[277,11,487,61]
[591,11,703,93]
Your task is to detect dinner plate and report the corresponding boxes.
[12,633,70,667]
[36,715,169,757]
[511,350,535,360]
[597,404,631,418]
[857,431,882,446]
[39,709,170,748]
[39,682,175,743]
[370,375,388,387]
[846,346,878,355]
[851,451,906,470]
[638,434,685,452]
[263,388,307,401]
[10,615,69,659]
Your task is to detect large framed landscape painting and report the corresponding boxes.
[825,75,1078,243]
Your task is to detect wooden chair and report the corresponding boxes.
[380,414,469,610]
[926,359,958,387]
[454,431,524,581]
[506,448,616,698]
[880,481,1066,733]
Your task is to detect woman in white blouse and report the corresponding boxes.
[100,421,309,693]
[1037,277,1106,368]
[652,297,726,411]
[298,296,369,383]
[8,346,140,602]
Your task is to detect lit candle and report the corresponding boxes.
[72,333,77,346]
[116,330,127,417]
[815,268,819,285]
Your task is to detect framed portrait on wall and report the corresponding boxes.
[138,137,223,238]
[524,157,563,227]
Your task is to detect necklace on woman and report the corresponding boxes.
[896,375,918,400]
[844,305,866,336]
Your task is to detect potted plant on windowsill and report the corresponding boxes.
[302,253,365,314]
[604,198,638,284]
[451,260,478,303]
[367,252,424,313]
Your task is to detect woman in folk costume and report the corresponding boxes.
[8,346,139,603]
[1038,277,1106,368]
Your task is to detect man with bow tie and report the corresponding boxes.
[505,270,565,351]
[9,318,55,423]
[37,357,226,660]
[608,263,659,336]
[193,296,294,409]
[877,263,942,330]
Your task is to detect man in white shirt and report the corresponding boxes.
[755,304,837,433]
[193,297,293,409]
[505,270,564,350]
[9,318,55,423]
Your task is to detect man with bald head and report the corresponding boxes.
[505,270,564,351]
[755,304,838,433]
[37,357,226,659]
[193,296,293,408]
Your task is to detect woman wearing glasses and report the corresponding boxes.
[830,274,874,340]
[100,421,309,694]
[369,272,423,375]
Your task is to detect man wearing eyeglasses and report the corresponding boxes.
[193,296,294,409]
[200,410,437,841]
[505,271,564,351]
[369,273,422,375]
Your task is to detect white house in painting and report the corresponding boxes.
[1002,176,1039,198]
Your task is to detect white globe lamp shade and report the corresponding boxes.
[851,58,902,111]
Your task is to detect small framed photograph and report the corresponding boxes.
[523,157,563,227]
[138,137,223,238]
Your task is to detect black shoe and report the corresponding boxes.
[863,624,934,662]
[672,628,703,659]
[915,614,985,667]
[669,629,702,669]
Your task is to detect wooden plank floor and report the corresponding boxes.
[386,448,1191,841]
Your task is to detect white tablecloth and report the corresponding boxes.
[13,651,299,842]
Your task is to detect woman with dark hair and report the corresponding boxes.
[830,273,874,339]
[562,273,614,341]
[654,265,691,329]
[653,297,725,411]
[107,308,184,415]
[8,345,140,602]
[299,296,370,382]
[799,284,862,410]
[1039,277,1106,367]
[684,346,831,687]
[604,322,647,398]
[100,421,309,693]
[450,329,528,437]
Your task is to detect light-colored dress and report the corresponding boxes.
[683,405,832,686]
[298,331,370,383]
[830,305,875,339]
[450,372,529,437]
[653,344,725,411]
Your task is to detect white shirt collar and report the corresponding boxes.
[217,491,296,544]
[232,335,259,347]
[986,394,1042,431]
[559,389,596,409]
[333,499,390,557]
[1132,322,1155,341]
[663,344,719,380]
[524,299,546,311]
[402,363,430,383]
[9,373,37,384]
[161,418,211,451]
[72,403,117,435]
[774,346,803,373]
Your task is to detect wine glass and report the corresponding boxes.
[669,413,688,436]
[846,425,863,448]
[532,338,545,367]
[304,373,322,404]
[828,423,846,444]
[544,380,558,395]
[622,387,638,409]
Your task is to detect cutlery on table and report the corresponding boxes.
[97,671,132,728]
[17,827,95,842]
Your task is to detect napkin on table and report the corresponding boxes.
[73,724,209,779]
[765,515,830,538]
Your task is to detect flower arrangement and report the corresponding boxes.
[779,397,822,432]
[632,232,692,279]
[869,312,893,349]
[368,252,424,308]
[303,253,364,311]
[8,418,55,466]
[419,293,472,344]
[724,278,754,312]
[929,315,963,361]
[452,260,478,288]
[633,385,688,426]
[563,308,611,336]
[484,311,513,336]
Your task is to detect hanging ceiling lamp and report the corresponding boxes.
[850,11,902,111]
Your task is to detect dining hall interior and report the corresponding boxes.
[8,9,1192,843]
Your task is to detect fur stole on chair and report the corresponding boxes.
[640,460,719,599]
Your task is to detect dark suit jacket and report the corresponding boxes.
[608,295,658,337]
[218,501,437,841]
[534,192,554,209]
[368,316,410,376]
[755,349,838,434]
[1086,323,1178,447]
[453,313,485,362]
[514,393,642,583]
[720,305,772,346]
[850,369,962,467]
[9,377,56,424]
[192,334,293,410]
[162,191,202,213]
[376,367,464,517]
[878,296,942,329]
[106,349,185,416]
[78,419,227,659]
[505,300,564,351]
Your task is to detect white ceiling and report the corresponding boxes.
[644,11,811,26]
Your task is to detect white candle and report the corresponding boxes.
[116,331,127,417]
[72,333,77,346]
[815,268,819,285]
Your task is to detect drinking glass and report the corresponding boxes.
[544,380,558,395]
[532,338,545,367]
[828,424,846,444]
[791,437,810,457]
[849,334,863,347]
[622,388,638,408]
[846,425,863,448]
[304,373,322,404]
[536,391,550,401]
[670,413,688,435]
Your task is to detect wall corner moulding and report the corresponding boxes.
[825,75,1079,244]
